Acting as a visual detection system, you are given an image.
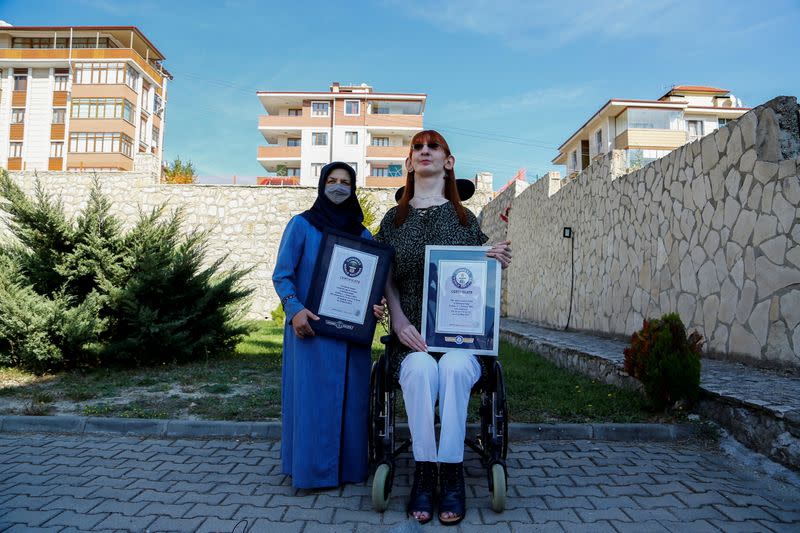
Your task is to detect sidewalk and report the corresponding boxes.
[500,318,800,471]
[1,432,798,532]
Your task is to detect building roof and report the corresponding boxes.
[1,25,166,60]
[660,85,730,99]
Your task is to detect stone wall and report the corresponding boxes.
[0,171,493,320]
[485,96,800,369]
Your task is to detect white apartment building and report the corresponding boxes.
[257,82,425,187]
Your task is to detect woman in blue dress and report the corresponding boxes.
[272,162,383,489]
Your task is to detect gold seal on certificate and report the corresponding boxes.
[421,246,502,356]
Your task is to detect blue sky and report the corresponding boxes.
[3,0,798,188]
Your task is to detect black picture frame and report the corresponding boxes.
[306,228,394,345]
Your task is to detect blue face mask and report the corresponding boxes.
[325,183,351,204]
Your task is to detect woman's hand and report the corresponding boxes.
[487,240,513,269]
[291,308,319,339]
[392,314,427,353]
[372,297,387,320]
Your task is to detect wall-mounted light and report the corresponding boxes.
[563,226,573,239]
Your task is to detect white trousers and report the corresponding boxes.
[399,350,481,463]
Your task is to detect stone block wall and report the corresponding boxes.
[0,171,493,320]
[488,96,800,369]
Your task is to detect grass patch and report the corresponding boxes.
[2,320,661,423]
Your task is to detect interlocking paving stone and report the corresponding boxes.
[0,434,798,532]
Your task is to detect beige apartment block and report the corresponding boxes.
[0,23,171,172]
[257,82,425,187]
[553,85,750,177]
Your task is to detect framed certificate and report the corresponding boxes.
[306,228,394,345]
[421,246,501,356]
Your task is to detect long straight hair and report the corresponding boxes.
[394,130,467,227]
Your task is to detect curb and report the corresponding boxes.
[0,415,697,442]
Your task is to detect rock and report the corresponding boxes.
[739,148,757,173]
[760,235,787,264]
[753,161,779,184]
[698,261,721,297]
[781,290,800,329]
[718,278,738,325]
[756,107,781,162]
[765,321,793,363]
[755,256,800,299]
[736,280,757,324]
[701,135,720,172]
[677,293,696,325]
[731,209,757,246]
[725,168,742,196]
[703,295,720,336]
[729,321,761,359]
[752,214,778,246]
[748,299,771,345]
[680,254,698,293]
[772,193,795,233]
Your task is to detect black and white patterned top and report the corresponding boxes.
[375,201,489,380]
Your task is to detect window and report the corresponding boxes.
[311,101,330,116]
[11,109,25,124]
[570,150,577,171]
[368,100,423,115]
[50,142,63,158]
[69,132,133,157]
[287,167,301,176]
[54,69,69,91]
[73,63,138,88]
[372,136,389,146]
[287,108,302,116]
[687,120,704,140]
[615,109,683,134]
[373,167,388,177]
[311,163,325,177]
[345,131,358,145]
[13,74,27,91]
[347,162,357,176]
[718,118,729,128]
[345,100,360,115]
[140,117,147,142]
[152,126,159,149]
[52,108,66,124]
[9,142,23,158]
[12,37,52,48]
[287,138,301,147]
[153,93,164,117]
[70,98,134,122]
[388,164,403,177]
[595,129,603,154]
[312,132,328,146]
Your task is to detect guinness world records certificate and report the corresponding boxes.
[421,246,501,356]
[306,228,394,345]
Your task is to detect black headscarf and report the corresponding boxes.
[300,162,365,236]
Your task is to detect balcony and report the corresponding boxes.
[365,114,423,129]
[615,129,687,150]
[9,124,24,141]
[366,176,406,187]
[0,48,165,84]
[259,114,329,128]
[257,146,301,159]
[366,145,408,159]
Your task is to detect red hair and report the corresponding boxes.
[394,130,467,227]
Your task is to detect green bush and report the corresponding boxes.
[270,303,285,325]
[623,312,703,410]
[0,171,253,373]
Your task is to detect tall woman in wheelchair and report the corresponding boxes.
[272,162,384,489]
[374,131,512,525]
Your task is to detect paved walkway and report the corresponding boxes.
[500,318,800,415]
[1,432,799,532]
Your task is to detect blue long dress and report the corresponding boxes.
[272,215,372,489]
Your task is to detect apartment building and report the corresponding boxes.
[553,85,749,176]
[0,24,171,172]
[257,82,425,187]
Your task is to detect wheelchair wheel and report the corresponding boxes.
[490,463,507,512]
[368,360,385,465]
[371,463,392,512]
[481,360,509,462]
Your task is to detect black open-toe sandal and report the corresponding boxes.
[407,461,437,524]
[438,462,466,526]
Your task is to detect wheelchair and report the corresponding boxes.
[368,336,509,513]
